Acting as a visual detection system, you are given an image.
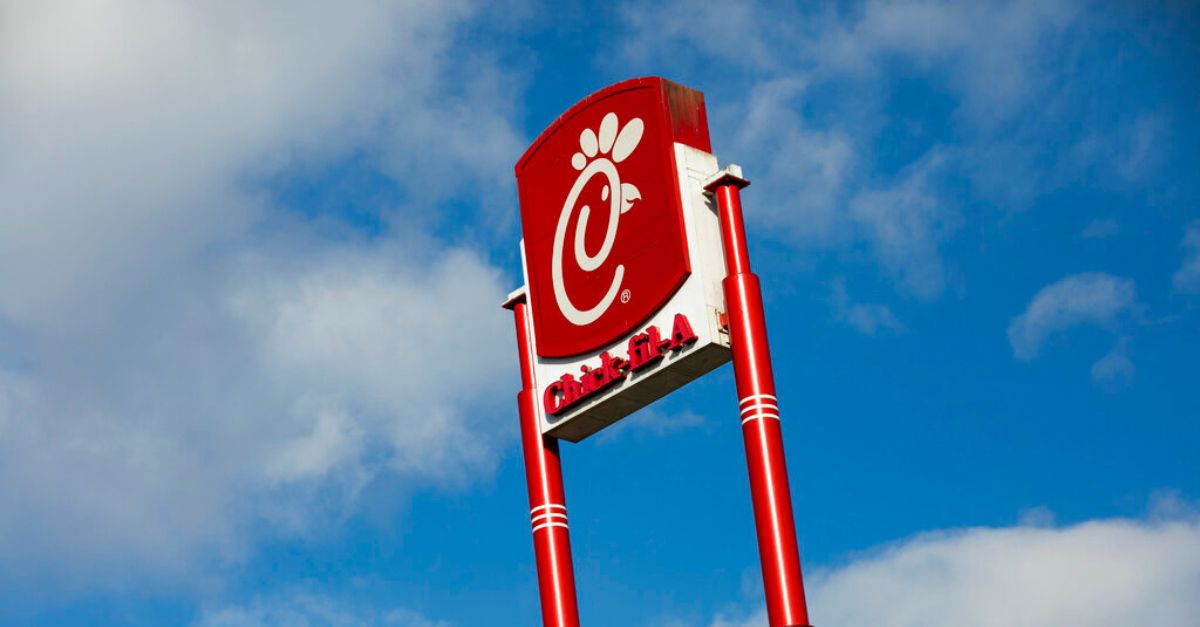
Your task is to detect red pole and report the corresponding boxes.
[504,293,581,627]
[706,169,812,627]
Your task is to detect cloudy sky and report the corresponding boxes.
[1,1,1197,625]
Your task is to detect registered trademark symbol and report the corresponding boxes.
[620,289,631,304]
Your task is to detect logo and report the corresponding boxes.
[551,112,643,326]
[515,78,711,358]
[542,313,698,415]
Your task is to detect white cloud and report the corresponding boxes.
[228,241,512,486]
[1172,221,1200,293]
[706,500,1200,627]
[0,237,513,593]
[813,0,1081,127]
[0,0,521,596]
[726,77,856,243]
[810,510,1200,626]
[197,590,448,627]
[849,152,959,299]
[1068,112,1170,194]
[1091,337,1134,387]
[615,0,783,74]
[830,278,904,335]
[263,409,365,485]
[1017,504,1057,528]
[707,611,768,627]
[0,0,520,336]
[1007,273,1137,361]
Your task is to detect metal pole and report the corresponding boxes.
[706,168,812,627]
[504,293,581,627]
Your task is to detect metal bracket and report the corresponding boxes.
[502,286,528,310]
[702,164,750,193]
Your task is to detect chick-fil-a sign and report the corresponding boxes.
[514,77,729,442]
[516,78,712,358]
[543,313,698,415]
[506,77,812,627]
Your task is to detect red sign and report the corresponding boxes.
[516,77,712,358]
[542,313,698,415]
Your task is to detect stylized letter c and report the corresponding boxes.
[551,158,625,326]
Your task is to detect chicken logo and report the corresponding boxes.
[550,112,644,326]
[515,77,708,358]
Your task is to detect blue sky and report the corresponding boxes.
[1,1,1198,625]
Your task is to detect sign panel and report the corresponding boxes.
[514,77,731,441]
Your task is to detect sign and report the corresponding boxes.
[542,313,698,416]
[514,77,731,441]
[505,77,813,627]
